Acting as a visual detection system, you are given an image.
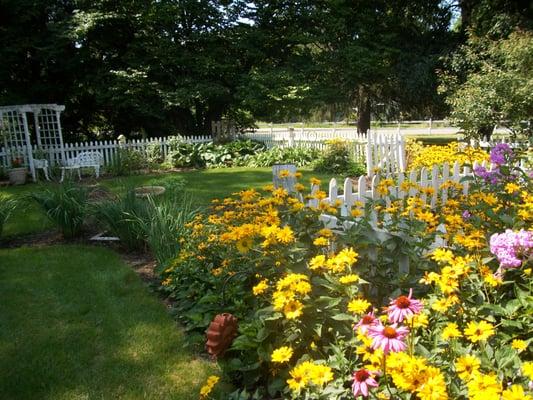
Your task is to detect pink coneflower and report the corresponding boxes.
[368,323,409,354]
[354,312,379,334]
[352,369,378,397]
[387,288,423,323]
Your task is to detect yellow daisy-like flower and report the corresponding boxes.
[431,248,454,263]
[504,182,521,194]
[464,320,495,343]
[199,375,220,399]
[252,279,269,296]
[313,237,329,246]
[466,372,501,400]
[351,208,363,218]
[309,364,334,386]
[310,177,321,186]
[271,346,293,363]
[522,361,533,380]
[455,355,481,381]
[283,300,304,319]
[276,226,295,244]
[347,298,371,314]
[441,322,462,340]
[236,238,253,253]
[339,274,359,284]
[511,339,527,352]
[502,385,533,400]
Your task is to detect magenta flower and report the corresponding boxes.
[352,369,378,398]
[368,323,409,354]
[354,312,379,334]
[387,288,423,323]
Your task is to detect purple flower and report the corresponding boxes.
[474,165,502,185]
[462,210,472,220]
[490,143,513,165]
[490,229,533,269]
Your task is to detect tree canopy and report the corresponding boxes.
[0,0,530,138]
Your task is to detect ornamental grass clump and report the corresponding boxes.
[160,155,532,399]
[0,195,17,238]
[31,184,88,238]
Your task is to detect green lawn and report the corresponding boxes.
[0,245,215,400]
[0,167,337,238]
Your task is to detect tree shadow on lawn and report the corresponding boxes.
[0,245,214,400]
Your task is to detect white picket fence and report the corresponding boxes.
[0,131,407,176]
[311,160,483,223]
[0,136,212,169]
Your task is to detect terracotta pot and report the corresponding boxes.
[8,167,27,185]
[205,313,238,359]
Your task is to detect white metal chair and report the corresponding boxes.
[60,151,104,182]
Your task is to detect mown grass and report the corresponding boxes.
[0,245,215,400]
[0,167,337,238]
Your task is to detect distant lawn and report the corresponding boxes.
[0,167,337,238]
[0,245,215,400]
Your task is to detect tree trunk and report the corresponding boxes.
[357,88,371,134]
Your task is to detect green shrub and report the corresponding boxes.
[107,148,148,176]
[166,139,266,169]
[313,139,365,176]
[0,195,17,238]
[31,184,88,238]
[243,146,320,167]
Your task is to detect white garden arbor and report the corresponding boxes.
[0,104,66,181]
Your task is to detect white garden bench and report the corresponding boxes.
[60,151,104,182]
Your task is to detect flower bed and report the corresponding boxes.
[160,144,532,399]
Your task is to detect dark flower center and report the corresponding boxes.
[383,326,398,339]
[395,296,411,308]
[355,369,370,382]
[362,315,375,324]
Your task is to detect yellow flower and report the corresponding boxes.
[199,375,220,399]
[351,208,363,218]
[455,355,481,381]
[511,339,527,352]
[522,361,533,380]
[504,182,521,194]
[431,248,454,263]
[278,169,291,179]
[310,177,321,186]
[317,228,333,238]
[252,279,269,296]
[441,322,461,340]
[309,364,333,386]
[271,346,293,363]
[339,274,359,284]
[464,320,495,343]
[502,385,532,400]
[348,298,371,314]
[236,238,253,253]
[309,255,326,270]
[313,237,329,246]
[405,313,429,329]
[283,300,304,319]
[276,226,295,244]
[466,373,501,400]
